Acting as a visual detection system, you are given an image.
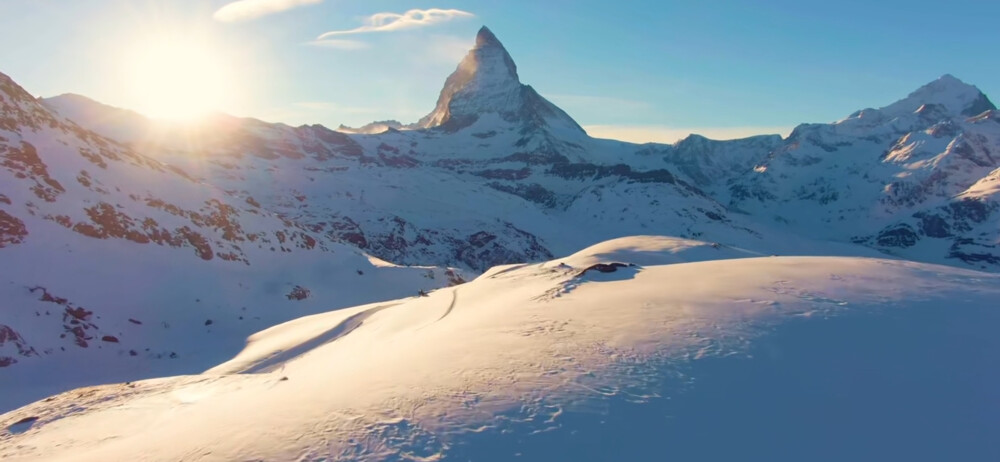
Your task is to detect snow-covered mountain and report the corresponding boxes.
[38,27,802,273]
[0,71,466,410]
[417,26,584,135]
[721,74,1000,268]
[39,28,999,273]
[2,22,1000,435]
[3,236,998,460]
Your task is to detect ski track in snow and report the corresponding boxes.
[435,288,459,323]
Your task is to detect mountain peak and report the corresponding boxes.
[935,73,962,85]
[882,74,996,118]
[917,74,977,98]
[475,26,502,48]
[416,26,582,134]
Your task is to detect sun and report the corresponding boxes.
[122,37,235,120]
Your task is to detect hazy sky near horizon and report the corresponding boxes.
[1,0,997,143]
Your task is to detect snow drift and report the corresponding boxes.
[2,236,998,461]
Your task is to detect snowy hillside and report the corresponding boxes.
[0,71,465,411]
[2,236,998,461]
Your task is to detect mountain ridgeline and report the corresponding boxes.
[1,25,999,408]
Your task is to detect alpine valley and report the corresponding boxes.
[1,26,998,461]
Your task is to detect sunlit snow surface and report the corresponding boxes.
[2,236,998,461]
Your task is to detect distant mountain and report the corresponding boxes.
[4,24,1000,412]
[40,28,784,273]
[337,119,405,135]
[38,93,152,143]
[720,74,1000,267]
[417,26,584,135]
[34,27,1000,272]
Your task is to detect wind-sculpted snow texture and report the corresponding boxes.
[2,237,998,461]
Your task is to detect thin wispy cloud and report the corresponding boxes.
[214,0,322,23]
[317,8,474,39]
[584,124,793,144]
[305,39,371,50]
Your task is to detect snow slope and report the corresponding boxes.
[2,236,998,461]
[0,72,465,412]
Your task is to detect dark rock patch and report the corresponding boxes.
[286,285,310,301]
[876,224,919,248]
[577,262,634,277]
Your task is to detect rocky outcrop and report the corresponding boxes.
[0,209,27,248]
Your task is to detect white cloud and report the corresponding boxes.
[305,39,371,50]
[214,0,322,23]
[583,124,793,144]
[317,8,474,38]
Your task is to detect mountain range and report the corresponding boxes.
[1,26,999,459]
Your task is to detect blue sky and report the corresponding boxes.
[1,0,997,142]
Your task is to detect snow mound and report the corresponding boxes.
[2,236,998,461]
[546,234,761,269]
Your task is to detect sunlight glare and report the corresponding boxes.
[122,37,236,120]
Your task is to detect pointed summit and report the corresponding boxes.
[475,25,502,48]
[882,74,996,118]
[417,26,582,134]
